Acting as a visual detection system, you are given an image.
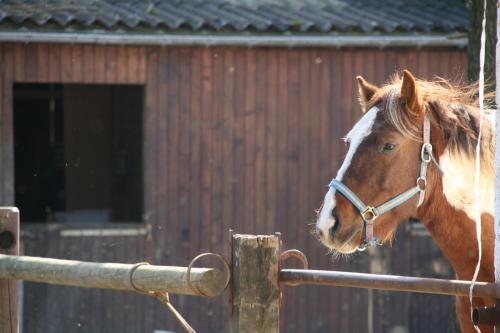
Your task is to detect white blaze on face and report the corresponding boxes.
[317,107,380,241]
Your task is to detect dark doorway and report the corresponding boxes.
[14,84,144,223]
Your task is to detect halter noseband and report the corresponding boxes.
[329,112,442,250]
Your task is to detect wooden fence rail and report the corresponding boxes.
[0,254,227,297]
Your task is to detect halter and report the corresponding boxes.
[329,112,443,250]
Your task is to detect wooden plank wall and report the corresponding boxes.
[0,43,466,333]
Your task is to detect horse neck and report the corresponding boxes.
[417,172,494,282]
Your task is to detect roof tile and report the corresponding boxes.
[0,0,469,33]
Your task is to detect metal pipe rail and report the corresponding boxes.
[0,254,226,297]
[280,269,500,299]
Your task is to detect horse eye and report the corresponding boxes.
[382,143,396,152]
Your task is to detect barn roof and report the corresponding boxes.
[0,0,468,34]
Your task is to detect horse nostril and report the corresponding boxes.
[317,228,324,238]
[329,213,340,238]
[329,225,336,238]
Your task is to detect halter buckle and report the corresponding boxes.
[421,143,432,163]
[361,206,378,222]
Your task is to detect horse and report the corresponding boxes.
[315,69,495,333]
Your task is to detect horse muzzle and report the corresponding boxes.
[316,218,364,254]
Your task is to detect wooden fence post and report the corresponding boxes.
[0,207,19,333]
[230,234,280,333]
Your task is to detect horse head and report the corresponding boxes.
[316,70,441,253]
[316,69,496,332]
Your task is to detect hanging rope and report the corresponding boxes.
[127,254,230,333]
[154,292,197,333]
[128,262,197,333]
[469,0,487,331]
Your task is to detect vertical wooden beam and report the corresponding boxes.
[0,207,19,333]
[230,234,280,333]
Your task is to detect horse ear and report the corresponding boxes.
[400,70,422,116]
[356,76,379,112]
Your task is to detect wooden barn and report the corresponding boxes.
[0,0,469,332]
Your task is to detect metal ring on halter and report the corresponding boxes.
[280,249,309,270]
[361,206,378,222]
[186,253,230,297]
[416,177,427,191]
[421,143,432,163]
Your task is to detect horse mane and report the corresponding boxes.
[371,75,495,173]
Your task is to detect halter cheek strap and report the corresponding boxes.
[329,113,441,250]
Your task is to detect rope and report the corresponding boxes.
[469,0,487,331]
[128,262,197,333]
[127,253,230,333]
[154,292,196,333]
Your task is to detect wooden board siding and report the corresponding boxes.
[0,43,466,333]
